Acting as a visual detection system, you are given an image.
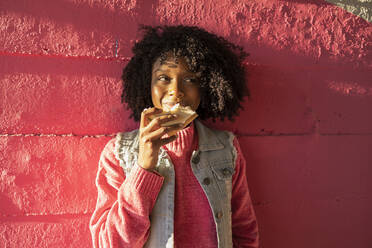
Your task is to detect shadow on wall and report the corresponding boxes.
[4,0,159,56]
[0,194,23,216]
[4,0,156,35]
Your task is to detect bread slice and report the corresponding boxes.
[149,103,198,135]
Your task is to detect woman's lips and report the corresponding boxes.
[163,101,181,109]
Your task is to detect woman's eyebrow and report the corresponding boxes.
[153,68,169,73]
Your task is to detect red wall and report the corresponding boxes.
[1,0,371,247]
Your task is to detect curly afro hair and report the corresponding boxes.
[121,24,249,122]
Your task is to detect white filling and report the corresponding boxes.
[160,104,195,127]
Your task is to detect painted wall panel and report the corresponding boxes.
[0,136,111,216]
[0,0,371,247]
[239,134,371,248]
[0,216,91,248]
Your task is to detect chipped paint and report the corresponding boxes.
[325,0,372,22]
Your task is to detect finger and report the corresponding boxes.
[144,114,178,133]
[140,107,162,129]
[143,124,182,142]
[159,134,178,146]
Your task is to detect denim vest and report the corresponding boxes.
[115,119,237,248]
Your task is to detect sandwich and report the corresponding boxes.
[149,103,198,135]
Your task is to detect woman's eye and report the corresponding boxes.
[158,75,170,82]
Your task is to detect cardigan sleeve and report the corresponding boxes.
[89,138,164,248]
[231,137,260,248]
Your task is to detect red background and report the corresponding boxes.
[1,0,371,247]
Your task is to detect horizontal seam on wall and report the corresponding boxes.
[0,133,116,137]
[0,213,93,222]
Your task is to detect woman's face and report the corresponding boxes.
[151,55,201,112]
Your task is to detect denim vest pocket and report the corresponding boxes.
[210,162,234,206]
[211,162,234,181]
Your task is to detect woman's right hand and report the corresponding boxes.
[137,107,182,171]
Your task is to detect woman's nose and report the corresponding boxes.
[168,82,184,99]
